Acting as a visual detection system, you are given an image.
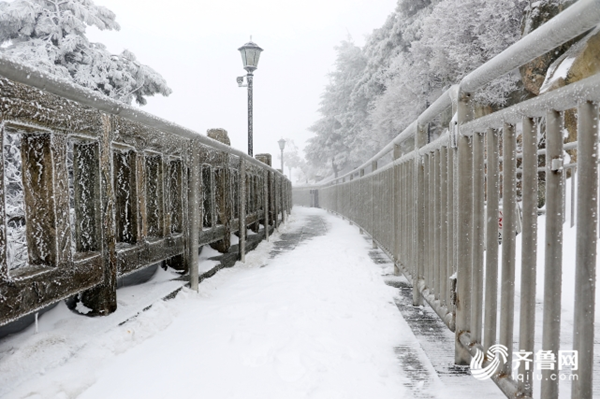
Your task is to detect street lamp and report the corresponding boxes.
[278,138,286,174]
[237,39,263,157]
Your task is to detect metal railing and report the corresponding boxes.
[0,55,291,327]
[293,1,600,398]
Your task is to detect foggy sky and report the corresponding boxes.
[86,0,396,172]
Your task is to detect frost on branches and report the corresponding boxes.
[306,40,366,179]
[0,0,172,105]
[305,0,535,181]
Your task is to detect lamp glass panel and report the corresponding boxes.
[246,49,260,68]
[240,51,248,68]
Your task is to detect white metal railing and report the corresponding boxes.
[293,1,600,398]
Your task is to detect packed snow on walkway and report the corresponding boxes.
[1,207,444,399]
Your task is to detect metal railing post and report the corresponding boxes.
[393,144,401,275]
[499,122,517,375]
[447,140,456,312]
[425,153,432,290]
[400,162,405,271]
[484,128,499,351]
[440,147,448,308]
[434,150,441,301]
[407,161,412,278]
[541,110,564,399]
[471,132,485,344]
[572,100,598,399]
[518,117,538,394]
[413,126,427,306]
[414,123,426,306]
[456,89,473,364]
[372,160,378,249]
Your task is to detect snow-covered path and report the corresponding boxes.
[1,207,499,399]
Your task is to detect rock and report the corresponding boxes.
[540,27,600,93]
[519,0,578,96]
[539,27,600,165]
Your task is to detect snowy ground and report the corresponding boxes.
[1,204,594,398]
[0,207,504,399]
[1,207,417,399]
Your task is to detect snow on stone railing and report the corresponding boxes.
[0,56,291,328]
[294,1,600,398]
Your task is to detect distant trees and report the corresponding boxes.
[305,0,535,180]
[277,139,307,183]
[305,40,367,178]
[0,0,171,105]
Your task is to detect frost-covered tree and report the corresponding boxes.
[368,0,528,146]
[305,0,538,176]
[412,0,527,105]
[306,39,367,178]
[358,1,433,154]
[277,139,306,183]
[0,0,171,105]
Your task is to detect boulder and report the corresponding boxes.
[539,27,600,165]
[540,27,600,93]
[519,0,578,96]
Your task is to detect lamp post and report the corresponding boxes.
[237,39,263,157]
[278,138,286,174]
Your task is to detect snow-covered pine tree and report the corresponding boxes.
[412,0,528,106]
[305,39,367,179]
[356,1,434,157]
[0,0,171,105]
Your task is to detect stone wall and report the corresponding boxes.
[0,75,292,326]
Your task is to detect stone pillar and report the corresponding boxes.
[239,158,246,262]
[187,138,200,291]
[207,128,232,254]
[255,153,272,167]
[207,128,231,146]
[255,153,272,232]
[79,114,117,316]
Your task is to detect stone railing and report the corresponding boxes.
[0,56,291,327]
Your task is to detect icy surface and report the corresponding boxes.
[114,149,134,243]
[145,155,162,238]
[3,126,28,271]
[67,139,76,255]
[168,159,183,234]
